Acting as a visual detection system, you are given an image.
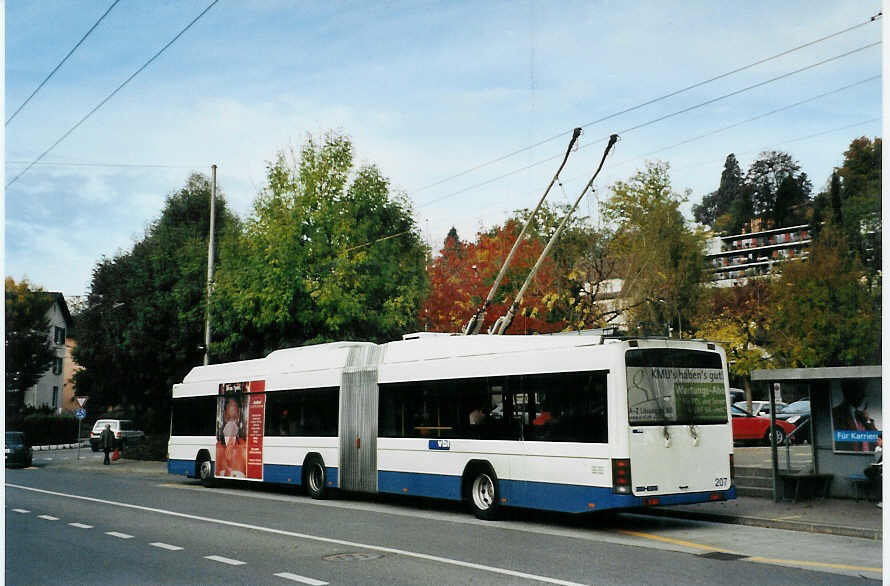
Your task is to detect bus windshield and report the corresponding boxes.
[625,348,727,426]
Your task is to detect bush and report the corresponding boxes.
[21,413,78,446]
[121,434,168,461]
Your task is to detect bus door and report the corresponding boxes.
[339,345,380,493]
[625,348,731,497]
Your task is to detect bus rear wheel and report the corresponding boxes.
[467,468,500,520]
[304,457,327,499]
[198,457,215,488]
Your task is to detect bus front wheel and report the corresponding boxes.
[467,468,500,520]
[304,457,328,499]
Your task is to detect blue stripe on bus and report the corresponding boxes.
[168,459,194,477]
[378,470,463,500]
[264,463,301,484]
[377,470,735,513]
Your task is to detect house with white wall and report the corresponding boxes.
[23,293,73,412]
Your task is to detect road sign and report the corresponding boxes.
[76,408,86,419]
[75,396,88,407]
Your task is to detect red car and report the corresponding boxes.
[731,405,796,445]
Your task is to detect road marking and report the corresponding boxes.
[106,531,134,539]
[205,555,246,566]
[771,514,802,520]
[37,515,59,521]
[69,522,93,529]
[746,556,881,574]
[9,483,586,586]
[274,571,328,585]
[12,508,30,514]
[618,529,730,552]
[150,542,184,551]
[619,529,882,575]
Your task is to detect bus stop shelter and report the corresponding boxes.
[751,366,882,501]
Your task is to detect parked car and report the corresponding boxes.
[730,405,796,446]
[773,399,811,443]
[729,388,745,404]
[89,419,145,451]
[732,400,787,416]
[5,431,33,468]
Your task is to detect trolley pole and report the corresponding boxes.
[203,164,217,366]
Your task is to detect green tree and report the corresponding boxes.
[5,278,55,413]
[601,162,708,336]
[836,137,881,277]
[213,132,429,357]
[745,150,811,228]
[693,281,773,405]
[693,153,743,230]
[767,223,880,367]
[73,174,239,433]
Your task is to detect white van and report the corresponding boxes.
[89,419,144,451]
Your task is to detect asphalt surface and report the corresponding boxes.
[5,447,883,584]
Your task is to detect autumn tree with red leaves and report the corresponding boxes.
[421,220,566,334]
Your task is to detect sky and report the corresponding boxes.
[4,0,883,299]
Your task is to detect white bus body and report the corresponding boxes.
[168,335,736,515]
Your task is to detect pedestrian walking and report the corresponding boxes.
[101,424,114,465]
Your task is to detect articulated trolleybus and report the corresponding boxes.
[168,333,736,518]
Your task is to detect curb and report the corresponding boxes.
[33,442,89,451]
[644,507,882,541]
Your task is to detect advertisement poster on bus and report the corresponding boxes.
[627,366,726,425]
[216,380,266,480]
[831,379,881,453]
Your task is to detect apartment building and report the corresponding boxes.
[706,224,812,287]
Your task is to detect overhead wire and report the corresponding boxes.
[409,12,882,196]
[418,41,880,208]
[6,0,122,126]
[6,0,220,188]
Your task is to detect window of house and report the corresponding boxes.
[52,387,59,408]
[54,326,66,345]
[52,357,63,375]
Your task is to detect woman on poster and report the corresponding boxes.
[216,395,248,477]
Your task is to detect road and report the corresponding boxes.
[5,449,882,585]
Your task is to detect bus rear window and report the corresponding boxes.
[625,348,727,426]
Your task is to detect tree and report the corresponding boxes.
[73,173,239,433]
[213,132,429,357]
[835,137,881,277]
[693,153,743,230]
[5,278,55,413]
[767,223,880,367]
[693,281,773,405]
[421,218,566,334]
[745,151,811,228]
[601,162,708,336]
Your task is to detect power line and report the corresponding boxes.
[6,0,122,126]
[5,160,200,169]
[409,12,882,196]
[418,41,880,208]
[6,0,220,189]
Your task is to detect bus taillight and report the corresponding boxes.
[729,454,735,482]
[612,458,632,494]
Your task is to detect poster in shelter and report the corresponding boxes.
[831,379,882,453]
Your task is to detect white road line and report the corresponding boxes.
[37,515,59,521]
[68,523,93,529]
[106,531,134,539]
[150,542,184,551]
[12,508,30,514]
[274,571,328,585]
[205,555,246,566]
[9,483,585,586]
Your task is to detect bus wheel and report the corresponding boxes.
[304,457,327,499]
[198,457,215,488]
[468,468,500,520]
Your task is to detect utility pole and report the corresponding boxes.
[203,164,217,366]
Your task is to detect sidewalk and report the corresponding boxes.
[40,445,883,540]
[642,494,882,540]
